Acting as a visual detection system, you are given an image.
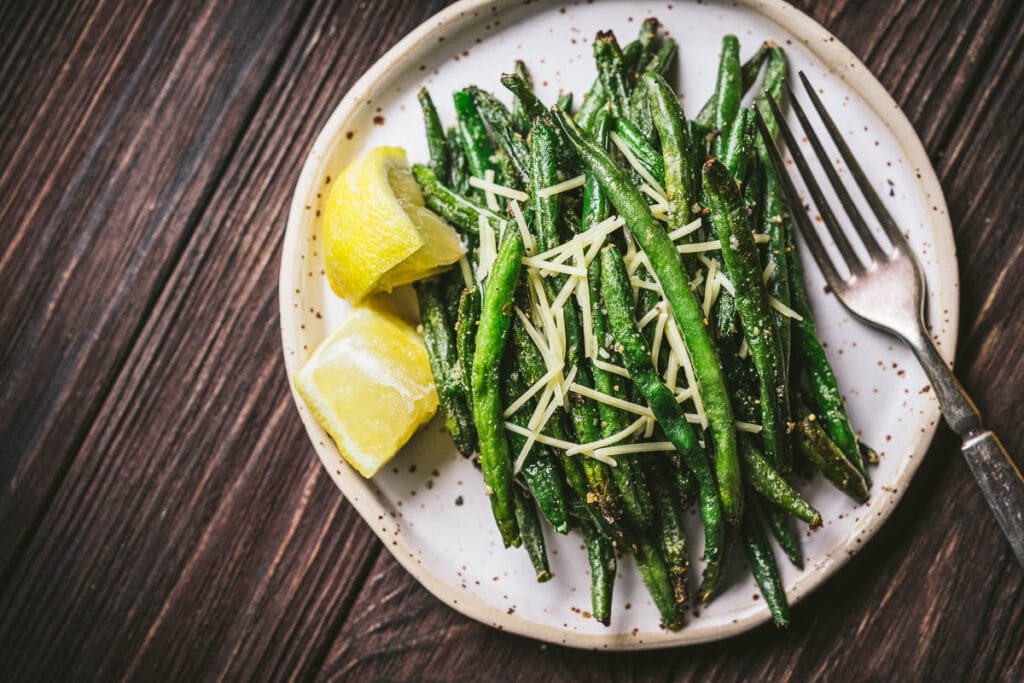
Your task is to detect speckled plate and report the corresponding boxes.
[280,0,957,649]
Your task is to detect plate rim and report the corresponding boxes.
[279,0,959,649]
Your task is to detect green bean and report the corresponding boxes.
[531,123,629,535]
[712,35,742,158]
[582,519,616,625]
[514,488,552,582]
[502,320,572,534]
[611,116,666,188]
[627,79,656,144]
[643,457,690,607]
[412,164,501,235]
[695,42,770,128]
[501,72,547,122]
[789,240,867,477]
[501,73,580,173]
[623,19,663,140]
[454,90,500,185]
[417,278,477,458]
[512,60,533,135]
[417,88,449,181]
[797,403,869,502]
[741,440,821,526]
[703,158,791,472]
[641,72,699,228]
[456,287,479,410]
[530,121,562,252]
[635,18,660,71]
[594,31,630,118]
[600,245,725,600]
[621,38,644,74]
[722,108,754,181]
[720,345,761,425]
[643,37,677,78]
[582,109,612,227]
[588,257,655,530]
[754,46,788,137]
[574,35,644,133]
[509,290,628,547]
[631,271,681,520]
[470,229,525,547]
[470,87,530,189]
[636,537,684,630]
[742,495,789,627]
[710,138,757,350]
[445,125,471,196]
[586,158,654,530]
[574,82,607,134]
[669,447,699,510]
[766,504,804,569]
[554,106,741,526]
[755,46,793,368]
[556,91,573,115]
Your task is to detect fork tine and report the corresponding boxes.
[783,80,887,263]
[764,90,865,276]
[754,107,843,289]
[797,71,908,251]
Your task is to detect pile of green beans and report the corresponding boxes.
[411,21,871,630]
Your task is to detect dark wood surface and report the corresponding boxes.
[1,0,1022,679]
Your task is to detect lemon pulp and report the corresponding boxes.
[295,306,438,477]
[322,147,464,302]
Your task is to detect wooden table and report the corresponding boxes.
[2,0,1022,679]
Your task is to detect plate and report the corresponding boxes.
[279,0,957,649]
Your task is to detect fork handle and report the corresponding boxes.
[909,331,1024,567]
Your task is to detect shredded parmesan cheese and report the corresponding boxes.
[476,214,497,280]
[639,183,668,205]
[458,254,473,288]
[510,199,536,255]
[665,317,707,428]
[504,422,576,451]
[469,174,530,202]
[716,271,736,297]
[533,215,624,262]
[769,296,804,320]
[566,416,648,455]
[569,383,654,417]
[668,217,704,242]
[677,233,771,254]
[665,353,680,392]
[521,256,587,277]
[650,309,668,367]
[502,363,564,417]
[637,304,661,330]
[610,131,668,198]
[592,358,630,378]
[537,174,586,197]
[594,442,677,458]
[701,258,719,317]
[630,277,664,294]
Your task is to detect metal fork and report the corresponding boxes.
[754,72,1024,567]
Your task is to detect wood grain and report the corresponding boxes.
[0,0,309,581]
[0,0,1021,680]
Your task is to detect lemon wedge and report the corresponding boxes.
[323,146,465,301]
[295,306,438,477]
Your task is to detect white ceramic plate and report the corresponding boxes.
[280,0,957,649]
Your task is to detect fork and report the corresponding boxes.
[754,72,1024,567]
